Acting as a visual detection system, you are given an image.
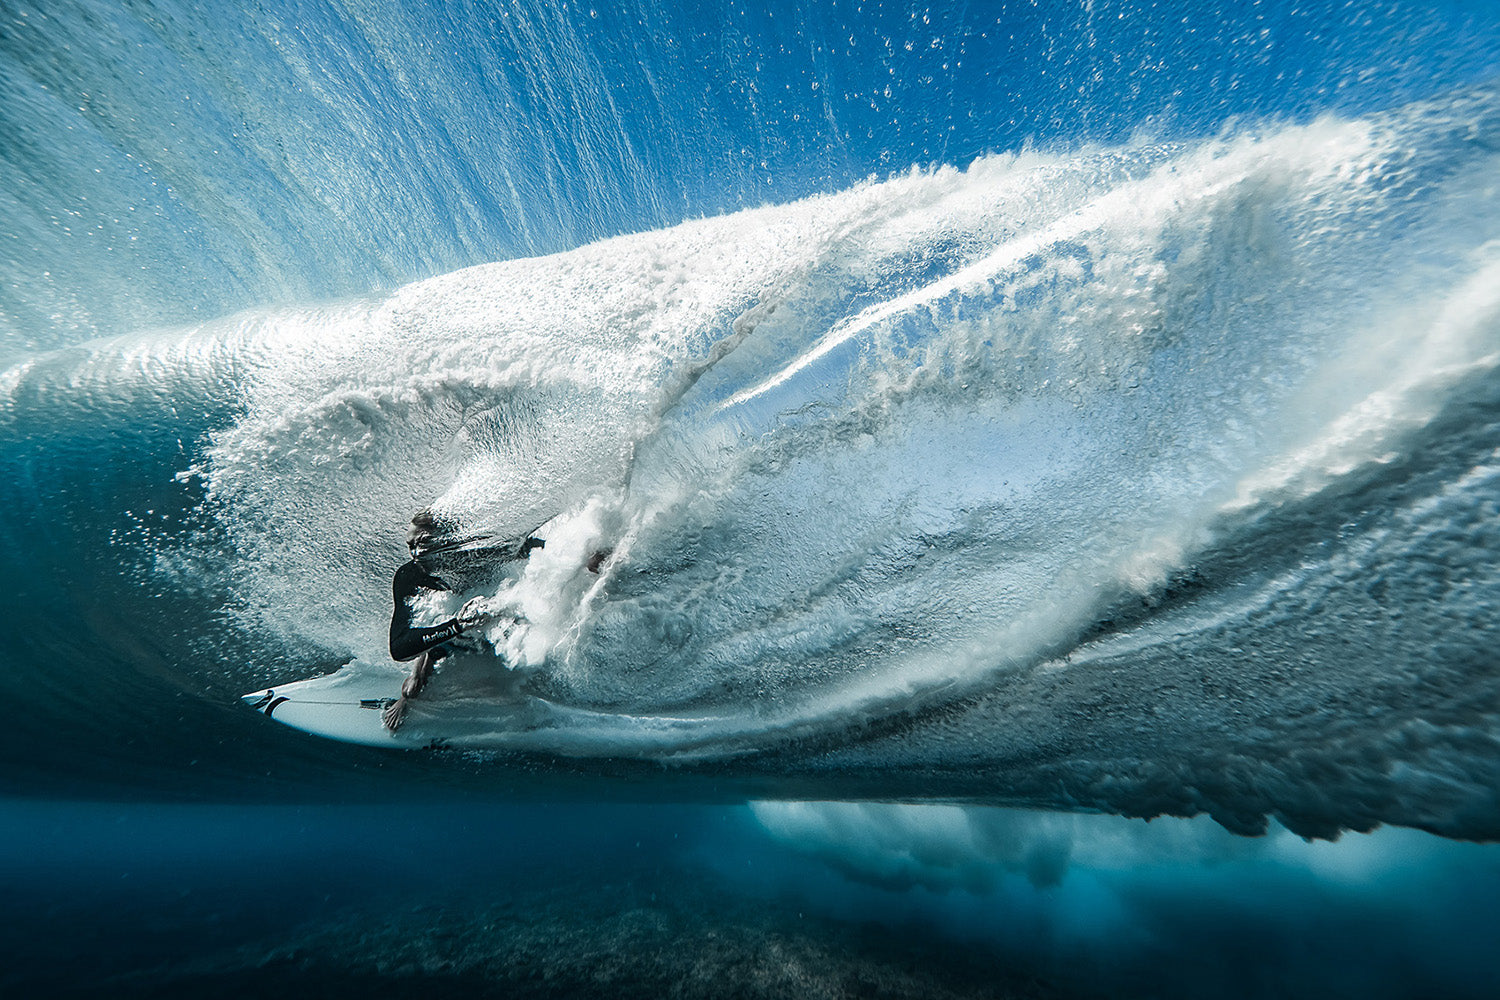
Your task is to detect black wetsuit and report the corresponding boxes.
[389,560,467,663]
[389,535,545,664]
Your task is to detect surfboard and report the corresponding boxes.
[245,659,737,754]
[242,664,409,747]
[242,653,542,748]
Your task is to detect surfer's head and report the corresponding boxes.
[405,508,500,586]
[406,508,450,560]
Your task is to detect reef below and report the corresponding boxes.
[82,865,1064,1000]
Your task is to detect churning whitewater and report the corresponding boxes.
[5,86,1500,837]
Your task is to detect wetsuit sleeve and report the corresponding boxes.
[389,561,466,662]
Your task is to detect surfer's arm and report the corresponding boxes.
[390,617,466,662]
[390,596,499,660]
[389,560,467,662]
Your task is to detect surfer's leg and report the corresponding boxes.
[403,649,435,698]
[383,651,436,731]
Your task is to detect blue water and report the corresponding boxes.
[4,1,1500,996]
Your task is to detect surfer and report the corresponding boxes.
[382,509,545,731]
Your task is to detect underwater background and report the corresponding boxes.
[3,0,1500,996]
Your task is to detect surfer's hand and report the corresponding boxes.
[457,596,494,630]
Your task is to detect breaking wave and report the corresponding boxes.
[5,78,1499,835]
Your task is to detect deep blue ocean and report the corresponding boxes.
[4,1,1500,997]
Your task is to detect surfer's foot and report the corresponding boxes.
[382,696,408,731]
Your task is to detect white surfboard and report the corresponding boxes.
[241,653,552,748]
[242,663,411,747]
